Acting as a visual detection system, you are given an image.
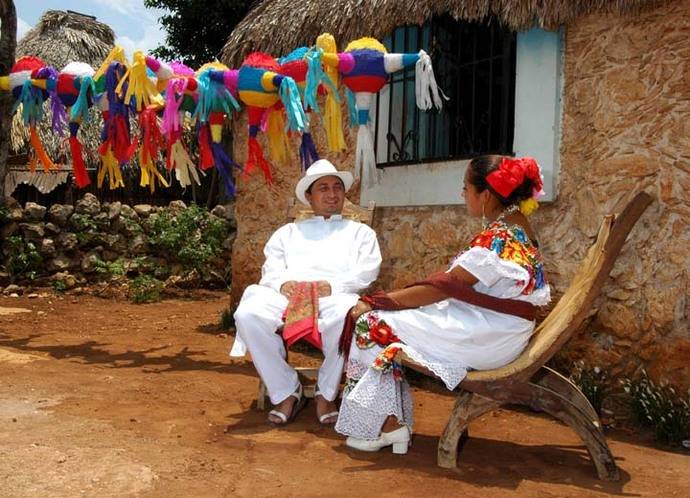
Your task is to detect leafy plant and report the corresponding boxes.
[0,203,9,223]
[94,258,126,278]
[70,213,98,232]
[128,275,163,304]
[51,279,67,293]
[622,372,690,445]
[147,204,228,274]
[570,361,609,416]
[122,217,144,235]
[3,236,43,281]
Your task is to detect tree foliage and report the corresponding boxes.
[144,0,253,67]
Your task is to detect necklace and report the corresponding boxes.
[495,204,519,224]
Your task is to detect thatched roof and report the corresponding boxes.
[10,10,114,163]
[221,0,669,65]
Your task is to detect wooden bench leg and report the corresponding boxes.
[438,391,499,468]
[533,366,601,424]
[257,379,269,411]
[524,381,620,481]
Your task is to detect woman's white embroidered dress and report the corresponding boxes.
[336,221,550,439]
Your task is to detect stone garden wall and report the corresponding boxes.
[0,193,236,295]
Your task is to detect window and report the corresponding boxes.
[373,15,517,166]
[361,25,562,207]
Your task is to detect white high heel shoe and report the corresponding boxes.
[346,426,411,454]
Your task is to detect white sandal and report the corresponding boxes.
[315,388,339,425]
[268,384,305,425]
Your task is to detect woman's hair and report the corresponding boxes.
[467,155,538,207]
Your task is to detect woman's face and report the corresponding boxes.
[462,168,484,218]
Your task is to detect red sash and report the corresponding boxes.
[281,281,322,350]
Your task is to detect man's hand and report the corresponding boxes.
[350,299,372,320]
[280,281,298,298]
[317,281,331,298]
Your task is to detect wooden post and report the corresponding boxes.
[0,1,17,202]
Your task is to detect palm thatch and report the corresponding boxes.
[221,0,670,65]
[10,10,114,164]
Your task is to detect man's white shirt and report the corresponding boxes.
[230,215,382,357]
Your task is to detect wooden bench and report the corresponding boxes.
[400,191,653,480]
[256,198,376,410]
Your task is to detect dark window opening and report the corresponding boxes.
[374,15,517,167]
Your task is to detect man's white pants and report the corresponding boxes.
[232,284,358,405]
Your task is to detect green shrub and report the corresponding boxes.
[3,236,43,281]
[128,275,163,304]
[147,204,228,273]
[622,372,690,445]
[70,213,98,232]
[51,279,67,293]
[569,361,609,416]
[94,258,126,278]
[122,217,144,235]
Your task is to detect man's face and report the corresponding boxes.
[305,175,346,218]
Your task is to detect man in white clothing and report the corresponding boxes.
[231,159,382,425]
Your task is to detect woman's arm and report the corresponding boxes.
[350,264,481,319]
[386,265,479,307]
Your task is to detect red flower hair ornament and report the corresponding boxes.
[486,157,545,216]
[486,157,544,199]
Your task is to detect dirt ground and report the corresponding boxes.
[0,293,688,498]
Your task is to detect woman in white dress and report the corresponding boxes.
[335,155,551,453]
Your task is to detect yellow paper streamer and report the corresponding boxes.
[316,33,346,152]
[94,46,128,82]
[98,147,125,190]
[266,109,288,164]
[116,51,164,112]
[138,147,169,193]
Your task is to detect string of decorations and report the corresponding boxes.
[0,34,445,196]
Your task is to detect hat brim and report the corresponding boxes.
[295,171,354,205]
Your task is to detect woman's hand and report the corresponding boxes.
[350,299,373,320]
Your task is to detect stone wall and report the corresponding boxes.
[1,194,236,293]
[230,0,690,389]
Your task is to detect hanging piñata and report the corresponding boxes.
[277,46,335,170]
[194,61,242,195]
[116,50,168,193]
[93,47,134,189]
[316,35,445,186]
[310,33,346,154]
[237,52,307,183]
[147,56,203,188]
[0,56,61,173]
[57,61,98,187]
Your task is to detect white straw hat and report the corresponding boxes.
[295,159,354,205]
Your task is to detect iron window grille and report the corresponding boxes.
[373,15,517,167]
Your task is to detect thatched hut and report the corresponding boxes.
[8,10,113,196]
[222,0,690,389]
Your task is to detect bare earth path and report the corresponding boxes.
[0,293,688,497]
